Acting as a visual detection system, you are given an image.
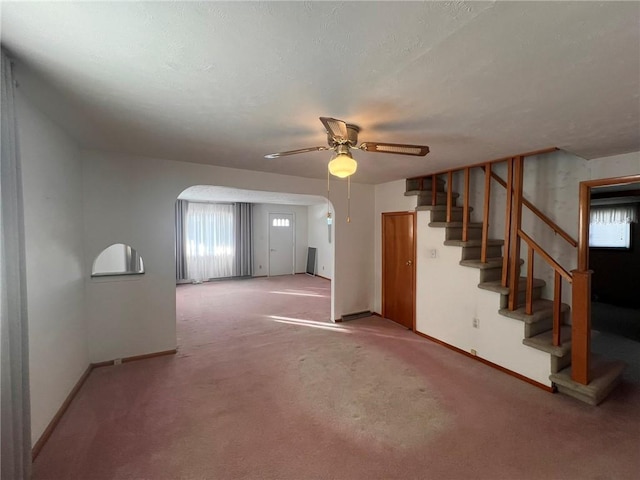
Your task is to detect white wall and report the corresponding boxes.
[588,151,640,179]
[416,214,552,385]
[252,203,308,275]
[373,179,417,314]
[16,88,89,445]
[82,150,375,362]
[307,203,334,279]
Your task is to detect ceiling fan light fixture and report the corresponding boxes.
[328,151,357,178]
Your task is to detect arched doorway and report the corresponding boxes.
[173,185,336,350]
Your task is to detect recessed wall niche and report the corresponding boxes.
[91,243,145,277]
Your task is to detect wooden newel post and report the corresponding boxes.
[571,269,592,385]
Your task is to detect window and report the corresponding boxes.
[185,203,235,279]
[589,205,637,249]
[589,222,631,248]
[272,217,290,227]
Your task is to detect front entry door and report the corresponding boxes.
[382,212,416,329]
[269,213,295,276]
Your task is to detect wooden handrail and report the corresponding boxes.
[517,229,572,283]
[489,171,578,248]
[520,230,567,347]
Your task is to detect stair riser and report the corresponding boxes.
[550,358,626,406]
[551,354,572,374]
[479,267,503,283]
[430,210,468,223]
[445,227,482,241]
[406,178,446,193]
[525,317,553,338]
[498,287,544,309]
[555,382,622,406]
[416,192,458,207]
[461,245,503,261]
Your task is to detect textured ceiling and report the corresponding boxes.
[2,1,639,184]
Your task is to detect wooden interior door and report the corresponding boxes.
[382,212,416,329]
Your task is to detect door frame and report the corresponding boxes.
[268,212,296,276]
[572,174,640,383]
[381,211,417,331]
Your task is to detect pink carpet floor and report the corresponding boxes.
[33,275,640,479]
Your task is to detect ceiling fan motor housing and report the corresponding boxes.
[327,123,360,147]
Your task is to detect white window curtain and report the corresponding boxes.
[590,205,638,224]
[185,203,235,280]
[1,49,32,480]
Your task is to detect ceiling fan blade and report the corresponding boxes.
[264,146,329,159]
[319,117,349,143]
[359,142,430,156]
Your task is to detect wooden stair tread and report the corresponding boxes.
[550,356,626,405]
[522,326,572,357]
[499,299,570,324]
[459,257,504,269]
[444,239,504,247]
[406,190,454,198]
[414,191,460,198]
[478,277,545,295]
[406,178,446,189]
[416,205,474,212]
[429,222,483,229]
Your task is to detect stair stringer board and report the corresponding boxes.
[415,211,552,387]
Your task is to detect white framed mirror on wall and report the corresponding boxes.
[91,243,145,277]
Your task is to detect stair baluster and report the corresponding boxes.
[526,247,534,315]
[431,175,437,206]
[462,168,470,242]
[553,272,562,347]
[502,158,513,288]
[481,163,492,263]
[508,156,524,311]
[446,171,453,223]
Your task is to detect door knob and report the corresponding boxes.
[270,249,276,252]
[406,260,413,266]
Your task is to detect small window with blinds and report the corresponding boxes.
[589,204,636,249]
[272,218,290,227]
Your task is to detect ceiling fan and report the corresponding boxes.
[265,117,430,178]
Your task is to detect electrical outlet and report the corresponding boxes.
[470,349,477,356]
[259,265,262,269]
[430,249,437,258]
[473,318,479,328]
[322,266,325,270]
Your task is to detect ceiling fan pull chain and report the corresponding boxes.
[347,176,351,223]
[327,167,331,218]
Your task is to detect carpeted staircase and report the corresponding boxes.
[406,177,625,405]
